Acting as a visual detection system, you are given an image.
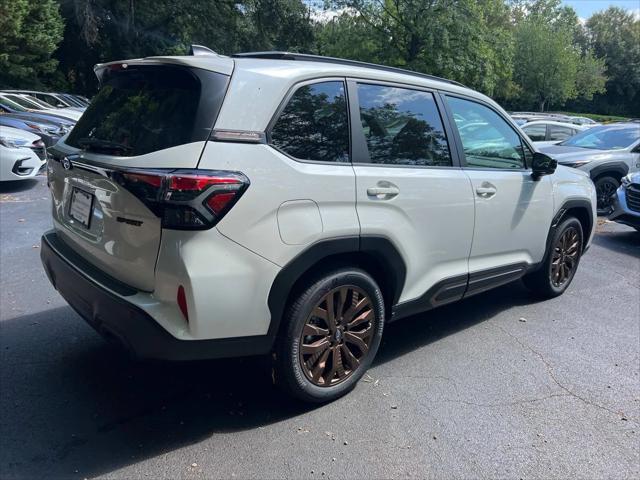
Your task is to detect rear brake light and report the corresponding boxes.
[114,169,249,230]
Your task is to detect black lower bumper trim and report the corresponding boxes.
[40,231,273,361]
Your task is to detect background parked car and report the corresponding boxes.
[538,123,640,213]
[0,126,46,182]
[0,93,82,121]
[608,172,640,231]
[521,120,589,146]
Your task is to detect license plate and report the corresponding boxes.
[69,187,94,228]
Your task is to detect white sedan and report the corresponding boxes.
[0,126,47,182]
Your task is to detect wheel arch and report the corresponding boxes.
[589,162,629,182]
[547,199,593,254]
[266,236,406,344]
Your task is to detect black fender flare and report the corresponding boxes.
[265,235,406,343]
[589,162,629,182]
[545,199,594,255]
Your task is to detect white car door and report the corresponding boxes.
[349,81,475,312]
[444,95,554,287]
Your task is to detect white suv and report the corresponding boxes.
[41,49,596,402]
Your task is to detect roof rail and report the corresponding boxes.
[232,51,465,87]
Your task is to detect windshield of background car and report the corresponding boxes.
[0,97,28,112]
[66,64,229,156]
[559,125,640,150]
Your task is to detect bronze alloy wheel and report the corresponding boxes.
[299,286,374,387]
[550,226,581,287]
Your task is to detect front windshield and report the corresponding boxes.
[560,125,639,150]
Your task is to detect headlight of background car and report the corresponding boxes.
[563,160,591,168]
[25,123,59,135]
[621,174,632,188]
[0,136,21,148]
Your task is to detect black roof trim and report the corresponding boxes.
[232,51,465,87]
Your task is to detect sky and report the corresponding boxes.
[562,0,640,19]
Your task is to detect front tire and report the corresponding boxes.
[523,217,584,298]
[594,176,619,214]
[274,268,385,403]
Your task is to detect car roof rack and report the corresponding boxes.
[232,51,465,88]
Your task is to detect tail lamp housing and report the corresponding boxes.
[113,169,249,230]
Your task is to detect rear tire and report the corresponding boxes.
[523,217,584,298]
[594,176,619,214]
[274,268,384,403]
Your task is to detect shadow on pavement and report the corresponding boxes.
[0,178,40,194]
[0,281,544,478]
[592,226,640,259]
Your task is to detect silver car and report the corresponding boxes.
[538,123,640,213]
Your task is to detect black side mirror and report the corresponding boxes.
[531,152,557,179]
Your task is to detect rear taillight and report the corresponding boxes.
[114,169,249,230]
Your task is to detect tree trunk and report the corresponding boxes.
[539,99,546,112]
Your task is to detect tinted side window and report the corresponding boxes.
[448,97,525,169]
[356,84,452,167]
[270,81,349,163]
[523,124,547,141]
[548,125,575,141]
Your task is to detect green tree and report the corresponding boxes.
[511,0,606,111]
[325,1,514,97]
[54,0,314,94]
[586,7,640,115]
[0,0,65,88]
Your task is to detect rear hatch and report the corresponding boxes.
[48,59,232,291]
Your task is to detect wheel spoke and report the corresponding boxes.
[303,323,329,337]
[344,331,369,354]
[336,287,348,322]
[343,297,370,324]
[326,291,337,333]
[311,306,328,321]
[310,348,331,384]
[327,346,344,382]
[302,338,330,356]
[348,308,373,329]
[340,343,360,370]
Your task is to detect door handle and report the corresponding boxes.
[367,185,399,199]
[476,185,497,198]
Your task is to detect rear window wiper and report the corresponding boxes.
[78,137,133,154]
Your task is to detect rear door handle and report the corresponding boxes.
[367,185,400,199]
[476,185,497,198]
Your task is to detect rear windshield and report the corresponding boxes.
[66,65,229,156]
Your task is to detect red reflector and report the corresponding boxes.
[124,172,163,187]
[170,175,239,191]
[177,285,189,322]
[206,192,236,215]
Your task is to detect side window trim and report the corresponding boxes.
[265,77,352,165]
[346,78,458,169]
[443,93,534,170]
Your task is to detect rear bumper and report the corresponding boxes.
[40,231,273,361]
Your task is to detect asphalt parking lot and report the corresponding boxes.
[1,177,639,479]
